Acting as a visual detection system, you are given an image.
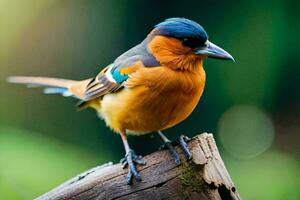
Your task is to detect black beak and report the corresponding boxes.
[195,41,234,61]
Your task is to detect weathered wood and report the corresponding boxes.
[37,133,241,200]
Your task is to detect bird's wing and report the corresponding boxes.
[82,40,160,101]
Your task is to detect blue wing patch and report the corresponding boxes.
[111,70,129,84]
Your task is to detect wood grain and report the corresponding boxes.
[37,133,241,200]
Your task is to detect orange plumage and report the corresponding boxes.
[98,35,206,134]
[100,60,206,134]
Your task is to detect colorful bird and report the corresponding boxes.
[8,18,234,184]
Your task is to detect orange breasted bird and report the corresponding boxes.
[8,18,234,184]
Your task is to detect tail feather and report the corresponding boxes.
[7,76,76,88]
[7,76,90,100]
[43,87,73,97]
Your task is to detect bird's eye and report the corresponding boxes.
[182,37,205,48]
[182,38,193,47]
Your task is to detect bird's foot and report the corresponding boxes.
[157,131,193,165]
[177,134,192,160]
[159,134,192,164]
[159,141,181,165]
[120,149,146,184]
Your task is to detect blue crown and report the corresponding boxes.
[154,18,208,42]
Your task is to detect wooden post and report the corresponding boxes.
[37,133,241,200]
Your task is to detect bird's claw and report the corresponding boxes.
[120,149,146,184]
[159,141,181,165]
[177,134,192,160]
[159,134,192,164]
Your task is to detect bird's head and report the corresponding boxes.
[147,18,234,70]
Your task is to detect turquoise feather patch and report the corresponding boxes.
[111,70,129,84]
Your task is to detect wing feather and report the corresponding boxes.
[82,40,160,101]
[83,67,120,101]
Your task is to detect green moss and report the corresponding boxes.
[180,162,209,196]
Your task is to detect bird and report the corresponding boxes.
[8,18,234,184]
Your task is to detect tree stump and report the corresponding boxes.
[37,133,241,200]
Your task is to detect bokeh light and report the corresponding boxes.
[218,105,274,159]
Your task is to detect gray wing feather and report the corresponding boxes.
[112,39,159,72]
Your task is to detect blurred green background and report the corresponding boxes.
[0,0,299,199]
